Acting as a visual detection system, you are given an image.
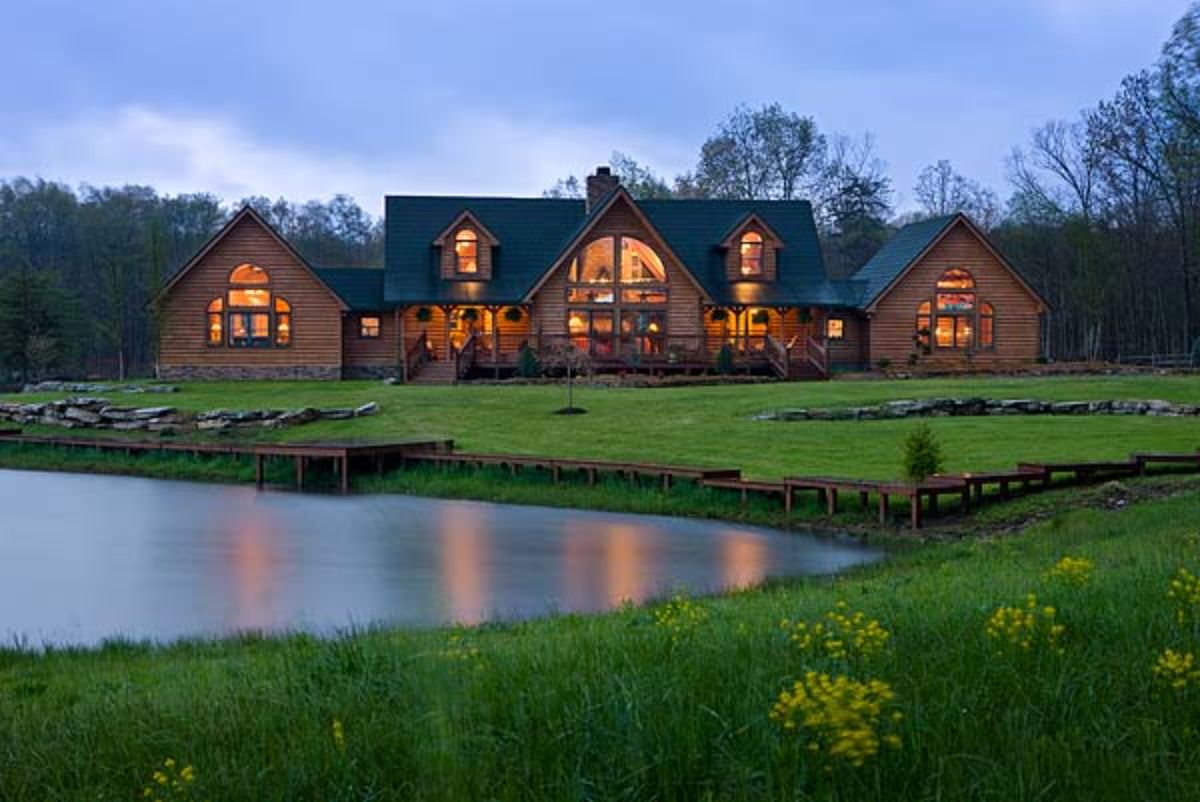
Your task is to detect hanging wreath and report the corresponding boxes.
[504,306,524,323]
[415,307,433,323]
[709,308,728,322]
[751,309,770,325]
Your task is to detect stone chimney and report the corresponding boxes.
[586,166,619,212]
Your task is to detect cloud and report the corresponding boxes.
[0,105,688,214]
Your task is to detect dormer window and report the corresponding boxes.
[740,231,764,277]
[454,229,478,274]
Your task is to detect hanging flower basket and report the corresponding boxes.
[709,308,728,322]
[504,306,524,323]
[461,308,480,323]
[751,310,770,325]
[415,307,433,323]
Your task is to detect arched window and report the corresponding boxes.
[207,298,224,345]
[230,263,269,284]
[275,297,292,346]
[919,269,992,351]
[740,231,764,277]
[915,301,932,349]
[937,268,974,289]
[566,235,669,356]
[454,229,478,274]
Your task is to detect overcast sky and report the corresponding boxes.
[0,0,1190,213]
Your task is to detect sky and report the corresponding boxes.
[0,0,1191,214]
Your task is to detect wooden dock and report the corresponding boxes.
[1,427,1198,530]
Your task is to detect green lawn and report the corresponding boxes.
[3,491,1199,800]
[7,374,1199,479]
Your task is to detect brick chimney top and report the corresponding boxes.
[586,166,619,212]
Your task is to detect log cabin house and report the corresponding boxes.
[156,167,1047,382]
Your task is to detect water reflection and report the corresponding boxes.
[0,469,883,646]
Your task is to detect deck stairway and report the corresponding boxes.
[408,359,458,385]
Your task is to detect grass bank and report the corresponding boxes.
[2,492,1199,800]
[6,374,1200,480]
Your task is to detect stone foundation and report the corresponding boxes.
[342,364,400,380]
[158,365,341,381]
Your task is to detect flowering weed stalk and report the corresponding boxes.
[141,758,197,802]
[770,671,902,768]
[1045,556,1093,587]
[985,594,1065,654]
[780,601,890,662]
[654,594,709,645]
[1152,649,1200,691]
[1168,567,1200,625]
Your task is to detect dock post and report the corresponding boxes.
[784,484,794,517]
[878,493,889,525]
[295,456,305,490]
[826,488,838,516]
[662,474,672,492]
[858,490,869,510]
[340,456,350,495]
[910,491,922,531]
[254,454,264,490]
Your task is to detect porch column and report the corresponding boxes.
[489,305,501,379]
[441,305,453,360]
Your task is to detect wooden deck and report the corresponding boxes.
[1,427,1197,531]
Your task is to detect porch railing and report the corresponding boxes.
[764,334,790,378]
[404,331,430,383]
[454,332,479,382]
[805,335,829,377]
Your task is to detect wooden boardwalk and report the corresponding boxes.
[1,427,1198,530]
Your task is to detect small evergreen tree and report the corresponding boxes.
[515,344,541,378]
[902,423,944,482]
[716,343,735,375]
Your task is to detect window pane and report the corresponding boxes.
[620,237,666,283]
[229,289,271,307]
[360,316,381,338]
[916,315,931,347]
[230,264,269,284]
[621,289,667,304]
[276,313,291,345]
[208,298,223,313]
[935,317,955,348]
[208,314,223,345]
[568,288,614,303]
[740,235,763,276]
[591,311,614,355]
[577,237,614,283]
[937,269,974,289]
[568,310,589,351]
[980,315,993,348]
[936,292,974,312]
[251,313,270,339]
[274,297,290,313]
[826,318,844,339]
[955,316,973,348]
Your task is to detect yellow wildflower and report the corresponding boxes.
[770,671,902,767]
[1045,556,1093,587]
[332,718,346,752]
[781,602,890,661]
[142,759,197,800]
[985,593,1065,654]
[654,594,709,645]
[1168,568,1200,624]
[1152,649,1200,691]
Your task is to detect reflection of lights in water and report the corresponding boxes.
[720,535,768,590]
[605,524,648,605]
[437,505,491,625]
[562,521,652,608]
[226,508,281,630]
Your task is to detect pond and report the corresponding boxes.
[0,469,882,646]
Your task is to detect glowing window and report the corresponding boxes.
[230,264,269,284]
[360,316,381,338]
[916,301,932,349]
[740,231,764,277]
[980,302,994,348]
[207,298,223,345]
[826,317,844,340]
[619,237,666,283]
[937,268,975,289]
[570,237,615,283]
[454,229,478,274]
[229,289,271,307]
[275,297,291,346]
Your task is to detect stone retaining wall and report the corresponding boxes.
[753,397,1199,422]
[0,398,378,433]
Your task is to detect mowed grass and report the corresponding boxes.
[2,492,1199,800]
[5,374,1200,479]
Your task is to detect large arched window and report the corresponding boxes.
[454,229,478,274]
[916,269,994,351]
[566,235,669,356]
[740,231,764,276]
[206,264,290,348]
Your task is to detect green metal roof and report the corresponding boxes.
[314,267,384,310]
[382,193,836,307]
[848,214,958,308]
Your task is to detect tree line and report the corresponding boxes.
[4,3,1200,381]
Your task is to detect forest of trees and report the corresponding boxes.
[4,3,1200,381]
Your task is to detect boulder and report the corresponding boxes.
[354,402,379,417]
[320,408,355,421]
[63,406,103,425]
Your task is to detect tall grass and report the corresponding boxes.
[1,494,1199,800]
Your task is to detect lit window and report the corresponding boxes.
[619,237,667,283]
[980,302,994,348]
[570,237,615,283]
[826,318,844,340]
[454,229,478,274]
[230,264,269,284]
[916,301,932,349]
[229,312,271,348]
[229,289,271,307]
[740,231,764,277]
[275,298,291,346]
[360,316,381,338]
[207,298,223,345]
[937,268,975,289]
